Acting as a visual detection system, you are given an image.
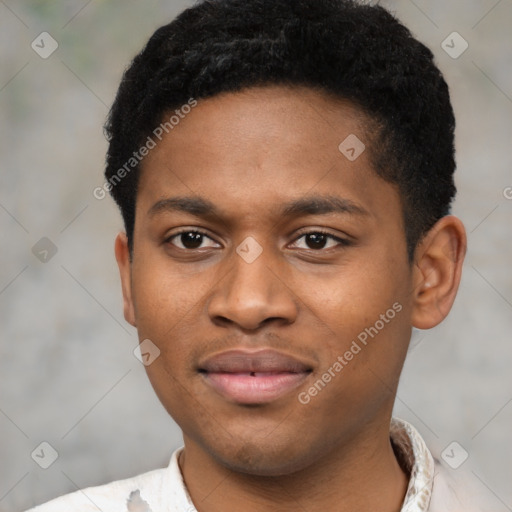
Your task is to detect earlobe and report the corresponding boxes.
[411,216,467,330]
[114,232,137,327]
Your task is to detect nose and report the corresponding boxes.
[207,246,298,330]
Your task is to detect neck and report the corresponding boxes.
[180,418,409,512]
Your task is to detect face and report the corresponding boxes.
[117,86,418,476]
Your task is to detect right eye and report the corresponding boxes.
[165,230,221,250]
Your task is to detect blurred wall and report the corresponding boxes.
[0,0,511,510]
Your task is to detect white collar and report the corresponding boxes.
[390,417,436,511]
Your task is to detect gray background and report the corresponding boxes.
[1,0,511,510]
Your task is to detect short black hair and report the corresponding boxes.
[104,0,456,259]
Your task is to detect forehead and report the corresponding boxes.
[136,85,400,225]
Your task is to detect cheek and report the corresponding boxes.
[303,260,405,338]
[130,255,209,337]
[296,282,410,429]
[131,264,203,419]
[129,257,216,389]
[299,252,411,384]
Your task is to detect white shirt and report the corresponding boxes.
[25,418,487,511]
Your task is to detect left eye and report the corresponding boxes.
[292,232,347,250]
[167,231,220,250]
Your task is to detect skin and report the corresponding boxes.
[115,85,466,511]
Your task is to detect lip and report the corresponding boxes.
[198,349,313,404]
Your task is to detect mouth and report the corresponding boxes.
[198,349,313,404]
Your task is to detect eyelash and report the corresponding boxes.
[165,228,351,251]
[293,228,352,249]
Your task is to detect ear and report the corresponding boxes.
[114,232,136,327]
[411,215,467,329]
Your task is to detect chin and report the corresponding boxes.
[203,434,317,477]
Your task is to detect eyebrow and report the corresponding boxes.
[280,195,368,217]
[147,194,369,219]
[148,196,218,218]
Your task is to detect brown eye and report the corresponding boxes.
[304,233,328,249]
[167,230,220,250]
[291,231,349,251]
[180,232,203,249]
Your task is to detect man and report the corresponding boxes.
[28,0,484,510]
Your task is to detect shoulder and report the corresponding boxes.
[24,449,191,512]
[25,467,167,512]
[429,458,495,512]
